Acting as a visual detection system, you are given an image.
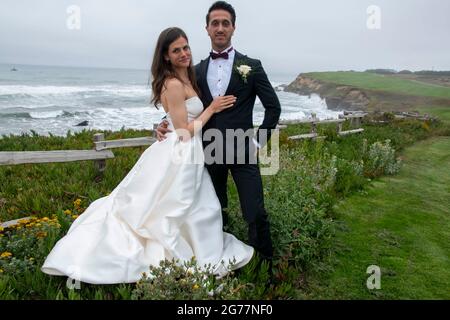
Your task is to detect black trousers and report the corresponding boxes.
[205,163,273,259]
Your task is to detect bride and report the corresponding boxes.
[41,27,254,284]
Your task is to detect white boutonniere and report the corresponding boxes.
[235,64,252,84]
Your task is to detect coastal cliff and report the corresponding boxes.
[285,74,371,111]
[284,72,450,113]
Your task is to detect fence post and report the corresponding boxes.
[153,123,159,138]
[93,133,106,173]
[311,113,317,134]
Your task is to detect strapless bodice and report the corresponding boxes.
[165,96,204,127]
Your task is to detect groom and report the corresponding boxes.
[157,1,281,263]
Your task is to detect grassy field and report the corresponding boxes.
[304,136,450,299]
[293,71,450,299]
[307,71,450,100]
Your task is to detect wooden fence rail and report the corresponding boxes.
[0,133,156,170]
[280,112,367,141]
[0,217,31,229]
[0,150,114,166]
[93,135,157,151]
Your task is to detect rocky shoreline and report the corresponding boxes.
[284,73,450,113]
[285,74,371,111]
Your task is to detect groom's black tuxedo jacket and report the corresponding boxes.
[195,51,281,162]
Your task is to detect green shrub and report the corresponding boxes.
[0,216,62,275]
[363,139,402,178]
[259,145,336,270]
[131,258,252,300]
[383,112,395,121]
[334,158,365,196]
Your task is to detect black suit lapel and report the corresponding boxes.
[225,51,245,96]
[198,58,213,107]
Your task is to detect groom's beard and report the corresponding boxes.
[212,34,232,51]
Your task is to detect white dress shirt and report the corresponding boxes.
[206,46,261,150]
[207,45,235,97]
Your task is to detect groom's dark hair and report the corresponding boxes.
[206,1,236,27]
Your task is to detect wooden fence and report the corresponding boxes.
[0,113,367,170]
[0,132,156,172]
[279,112,366,140]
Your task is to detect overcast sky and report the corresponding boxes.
[1,0,449,75]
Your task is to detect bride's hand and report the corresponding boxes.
[156,120,172,141]
[209,95,237,114]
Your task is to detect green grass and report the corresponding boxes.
[0,129,153,222]
[305,136,450,299]
[416,105,450,124]
[307,71,450,100]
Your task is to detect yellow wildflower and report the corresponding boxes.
[192,284,199,290]
[64,209,72,215]
[18,219,29,225]
[36,231,47,238]
[1,252,13,258]
[35,223,42,227]
[0,269,4,273]
[71,215,79,220]
[41,217,49,222]
[0,226,4,232]
[74,199,82,207]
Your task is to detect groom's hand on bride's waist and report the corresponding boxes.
[156,120,172,141]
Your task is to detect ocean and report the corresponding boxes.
[0,64,342,137]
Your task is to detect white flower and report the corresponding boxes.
[237,64,252,76]
[236,64,252,83]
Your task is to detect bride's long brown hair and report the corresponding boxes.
[150,27,200,109]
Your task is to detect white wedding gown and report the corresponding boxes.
[41,96,254,284]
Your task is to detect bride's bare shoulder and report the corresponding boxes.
[161,78,185,103]
[163,78,184,93]
[160,79,184,106]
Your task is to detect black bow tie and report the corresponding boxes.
[210,47,233,60]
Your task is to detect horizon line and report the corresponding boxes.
[0,62,149,72]
[1,62,448,74]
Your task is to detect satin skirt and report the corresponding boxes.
[41,131,254,284]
